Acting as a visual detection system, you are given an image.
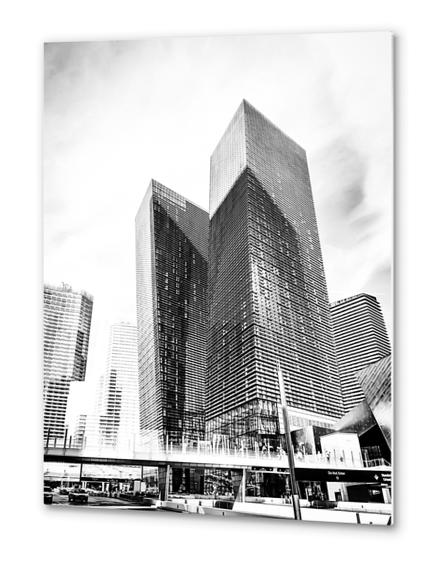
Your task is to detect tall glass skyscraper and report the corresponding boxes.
[136,180,209,446]
[97,322,139,450]
[330,293,391,412]
[43,283,93,441]
[207,100,343,448]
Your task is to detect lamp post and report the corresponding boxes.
[277,359,302,520]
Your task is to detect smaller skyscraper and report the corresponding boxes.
[330,293,391,413]
[97,322,139,450]
[44,283,93,441]
[136,179,209,446]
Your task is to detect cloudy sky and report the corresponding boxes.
[44,32,393,402]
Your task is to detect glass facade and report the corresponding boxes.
[206,399,282,450]
[207,101,343,448]
[43,283,93,440]
[333,351,392,465]
[136,180,209,446]
[356,354,392,449]
[158,466,291,501]
[330,293,391,412]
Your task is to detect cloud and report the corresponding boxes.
[362,262,392,336]
[314,135,367,217]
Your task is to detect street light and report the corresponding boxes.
[277,359,302,520]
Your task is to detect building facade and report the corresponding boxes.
[333,353,392,468]
[43,283,93,441]
[97,322,140,450]
[330,293,391,413]
[207,100,343,449]
[356,354,392,449]
[136,180,209,446]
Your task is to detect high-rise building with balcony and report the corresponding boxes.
[207,100,343,448]
[43,283,93,441]
[330,293,391,413]
[97,322,139,450]
[136,180,209,446]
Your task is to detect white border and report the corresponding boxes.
[1,1,430,560]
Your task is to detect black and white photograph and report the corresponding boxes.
[42,32,393,526]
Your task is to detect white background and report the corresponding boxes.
[0,1,430,560]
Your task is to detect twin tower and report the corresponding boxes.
[135,100,343,450]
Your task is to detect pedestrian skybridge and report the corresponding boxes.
[44,441,390,474]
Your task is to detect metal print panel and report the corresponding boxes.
[43,32,393,525]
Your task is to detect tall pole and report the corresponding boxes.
[277,360,302,520]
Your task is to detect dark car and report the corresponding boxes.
[68,488,89,504]
[214,500,234,510]
[309,498,337,509]
[44,486,54,505]
[58,488,69,495]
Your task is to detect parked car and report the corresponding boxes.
[58,488,69,495]
[44,486,54,505]
[68,488,89,504]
